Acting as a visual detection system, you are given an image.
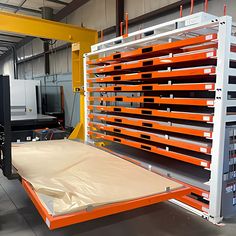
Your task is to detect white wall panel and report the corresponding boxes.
[49,48,70,74]
[17,62,25,80]
[23,60,34,79]
[23,42,33,59]
[32,57,45,77]
[17,46,24,61]
[32,38,44,55]
[67,0,116,30]
[0,55,14,80]
[125,0,179,20]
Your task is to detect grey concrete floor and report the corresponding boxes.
[0,171,236,236]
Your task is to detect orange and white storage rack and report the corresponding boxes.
[84,12,236,224]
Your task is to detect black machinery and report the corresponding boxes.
[0,75,12,178]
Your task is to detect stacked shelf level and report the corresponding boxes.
[84,12,236,223]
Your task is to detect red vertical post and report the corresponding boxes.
[180,5,183,17]
[101,30,104,42]
[125,12,129,37]
[224,4,227,16]
[190,0,194,15]
[204,0,208,13]
[139,25,142,39]
[120,21,123,36]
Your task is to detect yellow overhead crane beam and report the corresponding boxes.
[0,11,98,140]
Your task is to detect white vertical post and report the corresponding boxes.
[83,54,89,143]
[209,16,232,224]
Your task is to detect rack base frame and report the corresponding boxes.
[22,179,191,230]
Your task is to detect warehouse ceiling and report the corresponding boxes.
[0,0,72,15]
[0,0,86,58]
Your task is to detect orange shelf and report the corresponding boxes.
[87,50,217,74]
[22,178,191,230]
[88,83,215,92]
[100,146,210,200]
[88,34,217,65]
[98,146,210,215]
[89,96,214,107]
[89,113,212,138]
[89,122,211,154]
[89,131,211,168]
[176,195,209,213]
[88,105,213,122]
[87,66,216,83]
[85,31,215,217]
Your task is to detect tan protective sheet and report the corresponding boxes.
[12,140,182,216]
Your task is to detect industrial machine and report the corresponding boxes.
[10,79,39,118]
[1,9,236,230]
[10,79,59,142]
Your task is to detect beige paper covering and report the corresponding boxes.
[12,140,182,216]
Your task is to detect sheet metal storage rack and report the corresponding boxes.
[84,12,236,224]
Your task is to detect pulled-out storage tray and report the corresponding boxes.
[12,140,191,229]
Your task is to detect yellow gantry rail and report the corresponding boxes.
[0,11,96,43]
[0,11,98,140]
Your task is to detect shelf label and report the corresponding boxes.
[207,100,214,106]
[200,147,207,153]
[203,116,210,121]
[205,84,213,90]
[202,192,209,199]
[201,161,208,167]
[204,132,211,138]
[46,218,50,228]
[204,68,212,74]
[205,34,213,40]
[206,52,214,57]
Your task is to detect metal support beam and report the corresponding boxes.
[0,39,17,44]
[47,0,68,5]
[14,0,27,13]
[116,0,124,37]
[54,0,90,21]
[0,2,41,14]
[41,7,54,75]
[16,43,71,64]
[0,33,24,39]
[12,47,18,80]
[44,41,50,75]
[0,11,96,43]
[0,46,11,50]
[209,15,232,224]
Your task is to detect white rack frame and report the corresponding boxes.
[83,12,236,224]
